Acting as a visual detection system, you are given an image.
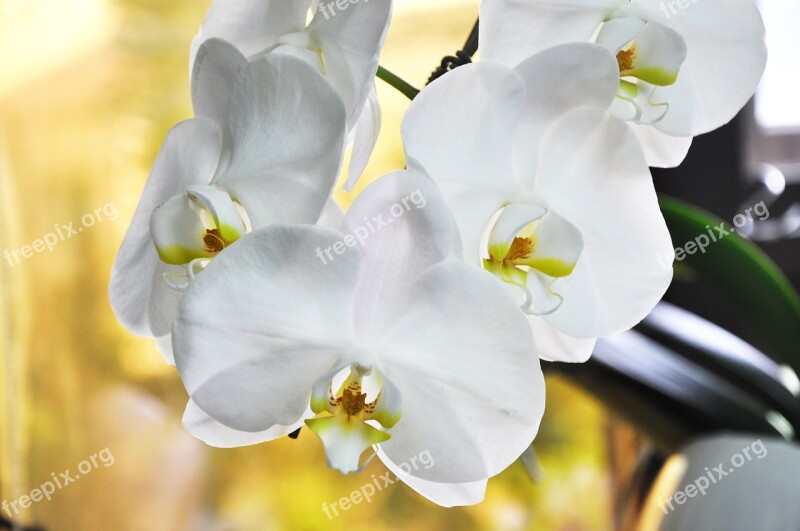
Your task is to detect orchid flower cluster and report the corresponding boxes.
[109,0,766,506]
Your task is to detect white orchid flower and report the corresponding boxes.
[172,170,545,506]
[190,0,393,188]
[402,59,674,363]
[109,51,346,364]
[480,0,767,168]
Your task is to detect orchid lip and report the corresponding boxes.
[592,16,687,127]
[482,203,583,315]
[151,186,248,274]
[307,361,402,474]
[161,258,211,293]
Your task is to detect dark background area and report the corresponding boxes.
[653,109,799,359]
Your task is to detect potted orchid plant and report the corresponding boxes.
[107,0,800,526]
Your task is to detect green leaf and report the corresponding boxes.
[659,195,800,373]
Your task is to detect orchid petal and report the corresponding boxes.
[640,0,767,135]
[345,84,381,191]
[480,0,766,138]
[191,38,247,146]
[183,399,306,448]
[595,16,647,53]
[216,54,346,229]
[316,198,345,229]
[480,0,611,66]
[308,0,392,125]
[378,262,544,483]
[512,43,620,187]
[376,447,489,507]
[403,63,526,262]
[173,225,360,432]
[189,0,310,72]
[144,260,186,357]
[628,123,693,168]
[109,118,221,340]
[154,335,175,365]
[343,170,462,345]
[528,317,597,363]
[535,108,673,337]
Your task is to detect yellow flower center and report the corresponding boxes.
[202,229,227,254]
[330,381,378,420]
[504,237,534,263]
[616,47,636,73]
[306,366,397,474]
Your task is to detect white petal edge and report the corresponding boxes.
[376,447,489,507]
[109,118,221,340]
[183,399,307,448]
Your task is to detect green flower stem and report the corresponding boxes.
[376,66,419,101]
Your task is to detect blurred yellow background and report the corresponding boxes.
[0,1,633,529]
